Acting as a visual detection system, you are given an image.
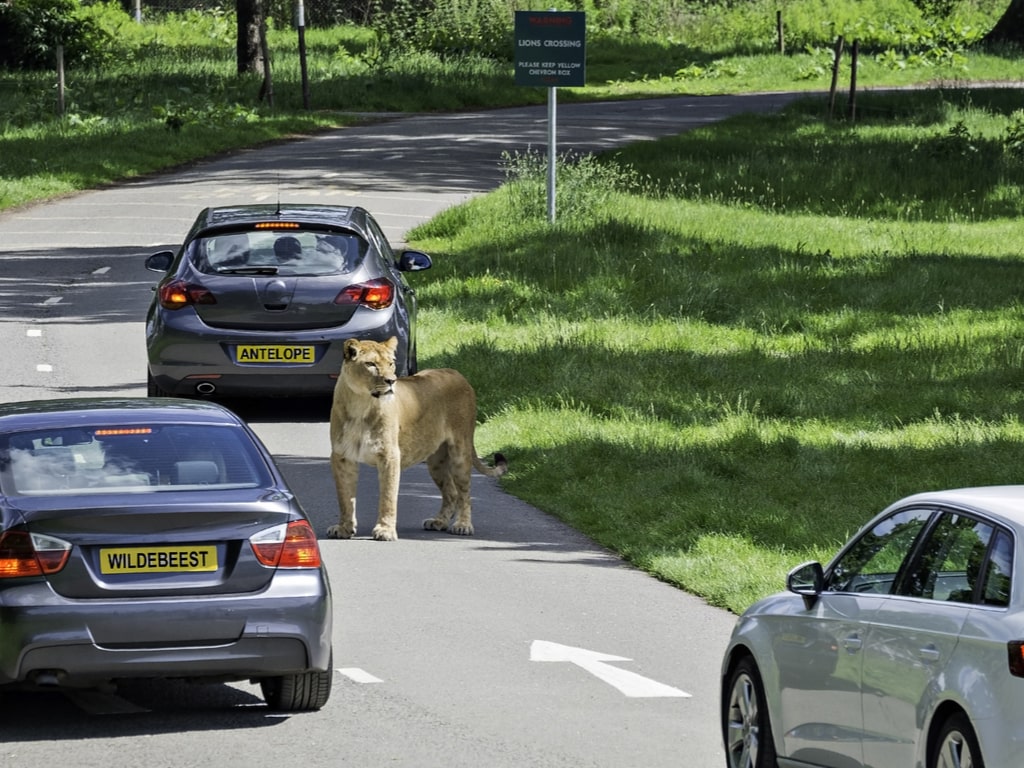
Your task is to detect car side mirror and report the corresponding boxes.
[397,250,432,272]
[787,561,824,608]
[145,250,175,273]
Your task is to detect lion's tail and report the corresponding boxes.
[473,452,508,478]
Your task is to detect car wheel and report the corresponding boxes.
[933,712,985,768]
[407,343,418,376]
[260,666,333,712]
[723,656,778,768]
[146,370,171,398]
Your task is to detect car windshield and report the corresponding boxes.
[190,230,368,276]
[0,424,271,496]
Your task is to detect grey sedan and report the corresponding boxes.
[721,485,1024,768]
[0,397,332,710]
[145,203,431,399]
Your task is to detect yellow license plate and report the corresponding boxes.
[100,546,218,574]
[235,345,315,364]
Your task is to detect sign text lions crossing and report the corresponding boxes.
[514,11,586,88]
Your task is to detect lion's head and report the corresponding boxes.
[341,337,398,398]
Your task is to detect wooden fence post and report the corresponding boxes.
[828,36,844,119]
[847,40,858,121]
[258,19,273,107]
[56,44,65,117]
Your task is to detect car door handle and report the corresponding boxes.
[843,634,862,652]
[918,645,941,663]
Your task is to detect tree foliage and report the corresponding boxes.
[0,0,114,69]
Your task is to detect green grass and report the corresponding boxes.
[5,2,1024,612]
[409,88,1024,612]
[3,0,1024,210]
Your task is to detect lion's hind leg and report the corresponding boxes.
[423,443,474,536]
[423,445,469,534]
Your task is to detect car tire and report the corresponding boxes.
[932,712,985,768]
[723,656,778,768]
[146,370,171,398]
[260,665,333,712]
[407,343,418,376]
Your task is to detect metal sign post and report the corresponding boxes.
[514,11,586,223]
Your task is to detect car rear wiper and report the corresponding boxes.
[217,266,280,275]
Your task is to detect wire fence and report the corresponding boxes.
[130,0,376,26]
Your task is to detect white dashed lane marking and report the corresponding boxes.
[337,668,383,684]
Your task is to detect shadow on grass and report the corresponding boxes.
[493,432,1024,566]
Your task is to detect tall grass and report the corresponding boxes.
[410,88,1024,612]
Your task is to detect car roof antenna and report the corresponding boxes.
[275,178,282,216]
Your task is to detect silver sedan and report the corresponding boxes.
[721,485,1024,768]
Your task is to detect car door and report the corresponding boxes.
[859,509,992,767]
[774,507,935,766]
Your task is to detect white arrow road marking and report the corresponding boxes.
[530,640,691,698]
[337,667,383,684]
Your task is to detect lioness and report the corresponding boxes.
[327,337,508,541]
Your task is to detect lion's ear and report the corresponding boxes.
[344,339,360,360]
[385,337,398,351]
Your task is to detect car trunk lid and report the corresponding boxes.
[195,273,359,330]
[18,492,295,599]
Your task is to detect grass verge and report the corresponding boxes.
[409,87,1024,613]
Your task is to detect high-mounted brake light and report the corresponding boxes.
[0,531,72,578]
[334,278,395,310]
[254,222,300,230]
[250,521,322,569]
[95,428,153,436]
[158,279,216,310]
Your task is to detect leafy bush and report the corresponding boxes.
[0,0,116,69]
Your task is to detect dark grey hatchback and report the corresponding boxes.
[145,203,431,399]
[0,398,332,710]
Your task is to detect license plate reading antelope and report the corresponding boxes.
[100,546,218,574]
[236,345,315,364]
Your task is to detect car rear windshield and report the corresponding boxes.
[0,424,272,496]
[190,229,369,276]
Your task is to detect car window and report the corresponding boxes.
[900,513,996,602]
[0,424,271,495]
[365,216,395,262]
[825,508,932,594]
[192,231,367,276]
[978,528,1011,606]
[981,529,1013,607]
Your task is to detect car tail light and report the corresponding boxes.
[1008,642,1024,676]
[250,521,322,569]
[158,279,217,310]
[334,278,395,310]
[0,531,72,578]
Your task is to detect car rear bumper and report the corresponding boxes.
[147,309,411,397]
[0,571,332,687]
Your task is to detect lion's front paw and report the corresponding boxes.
[371,524,398,541]
[326,523,355,539]
[448,521,474,536]
[422,517,448,532]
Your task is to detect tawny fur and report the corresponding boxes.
[327,337,507,541]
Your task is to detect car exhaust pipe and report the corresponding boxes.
[195,382,217,395]
[30,670,66,687]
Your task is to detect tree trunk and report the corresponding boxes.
[237,0,264,75]
[983,0,1024,45]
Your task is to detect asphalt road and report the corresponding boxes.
[0,92,805,767]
